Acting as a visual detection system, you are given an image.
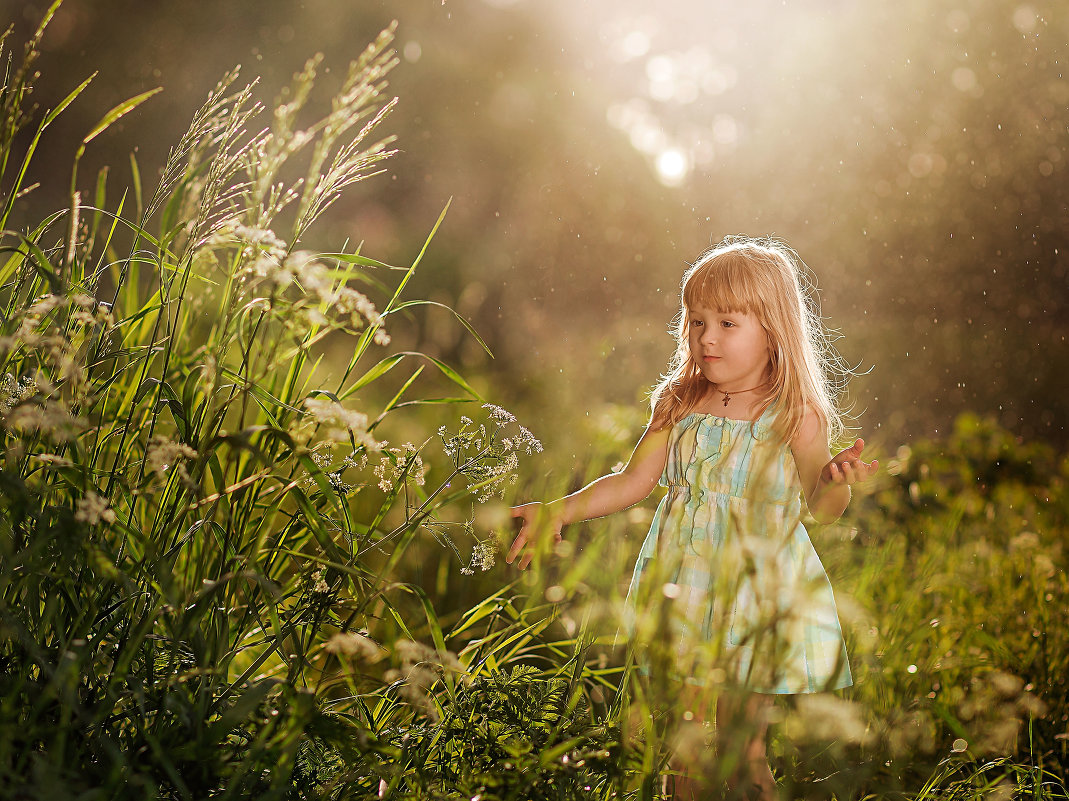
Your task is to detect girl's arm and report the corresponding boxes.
[505,423,671,569]
[791,410,878,524]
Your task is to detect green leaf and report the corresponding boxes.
[43,72,96,127]
[339,354,405,400]
[82,87,163,146]
[385,299,493,356]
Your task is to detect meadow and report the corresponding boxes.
[1,10,1067,799]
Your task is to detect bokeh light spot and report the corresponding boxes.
[1012,5,1038,33]
[712,114,738,146]
[655,149,688,186]
[621,30,651,60]
[951,66,977,92]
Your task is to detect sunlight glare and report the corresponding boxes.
[655,148,688,186]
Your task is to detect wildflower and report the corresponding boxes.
[310,568,330,594]
[145,436,199,482]
[1010,531,1039,551]
[387,639,466,720]
[374,443,427,493]
[303,396,381,448]
[230,222,289,257]
[470,538,497,572]
[32,453,74,468]
[439,407,542,502]
[394,639,464,673]
[0,373,38,414]
[16,294,64,338]
[6,401,87,442]
[483,403,516,425]
[75,492,116,525]
[325,631,385,662]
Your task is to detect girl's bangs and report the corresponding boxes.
[682,255,762,315]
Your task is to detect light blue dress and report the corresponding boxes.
[625,405,852,694]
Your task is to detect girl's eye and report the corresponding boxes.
[721,321,735,328]
[690,319,703,327]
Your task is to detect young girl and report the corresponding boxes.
[505,236,877,799]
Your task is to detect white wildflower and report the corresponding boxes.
[439,409,541,501]
[32,453,74,468]
[470,538,497,572]
[6,401,87,442]
[0,374,38,414]
[394,639,463,673]
[285,250,329,292]
[16,294,64,338]
[373,443,426,493]
[75,492,116,525]
[483,403,516,425]
[310,568,330,594]
[1010,531,1040,551]
[231,223,289,257]
[303,396,381,448]
[387,639,467,720]
[145,436,198,481]
[325,631,385,662]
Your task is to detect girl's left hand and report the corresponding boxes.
[822,438,879,485]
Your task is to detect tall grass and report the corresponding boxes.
[0,9,535,798]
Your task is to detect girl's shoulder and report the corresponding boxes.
[788,404,826,448]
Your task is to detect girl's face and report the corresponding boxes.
[687,304,772,390]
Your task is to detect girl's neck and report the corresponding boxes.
[694,383,771,420]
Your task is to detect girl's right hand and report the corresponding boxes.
[505,502,564,570]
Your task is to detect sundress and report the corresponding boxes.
[625,404,852,694]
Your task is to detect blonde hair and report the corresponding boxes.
[649,235,852,445]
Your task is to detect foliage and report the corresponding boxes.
[0,11,518,799]
[375,664,622,800]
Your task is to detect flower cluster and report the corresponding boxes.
[373,442,427,493]
[460,534,499,576]
[213,222,390,344]
[309,568,330,595]
[300,446,365,497]
[384,639,465,721]
[145,436,199,484]
[74,491,116,526]
[438,404,542,502]
[4,400,87,443]
[0,373,39,414]
[0,293,114,416]
[301,396,382,449]
[325,630,385,662]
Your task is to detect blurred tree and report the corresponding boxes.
[8,0,1068,451]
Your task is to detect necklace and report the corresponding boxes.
[714,383,764,407]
